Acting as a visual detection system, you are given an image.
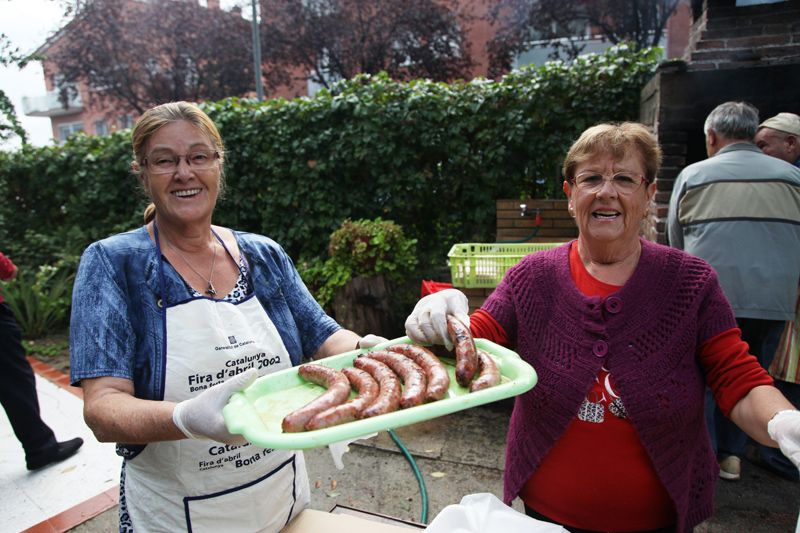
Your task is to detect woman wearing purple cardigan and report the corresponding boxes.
[405,123,800,533]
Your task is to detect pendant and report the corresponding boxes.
[205,283,217,297]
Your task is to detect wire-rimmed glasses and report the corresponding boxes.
[144,149,221,174]
[571,171,647,195]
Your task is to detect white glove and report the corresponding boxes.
[173,368,259,444]
[767,409,800,470]
[357,334,389,349]
[405,288,470,350]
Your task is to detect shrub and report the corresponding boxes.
[1,257,77,338]
[299,218,417,308]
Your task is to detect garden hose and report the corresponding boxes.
[496,207,541,243]
[495,227,540,243]
[387,428,429,524]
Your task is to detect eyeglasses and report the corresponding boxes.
[571,171,648,194]
[143,149,221,175]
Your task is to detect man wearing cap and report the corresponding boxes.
[753,112,800,481]
[668,101,800,482]
[756,112,800,168]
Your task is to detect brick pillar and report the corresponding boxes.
[640,0,800,244]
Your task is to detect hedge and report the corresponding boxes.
[0,44,659,276]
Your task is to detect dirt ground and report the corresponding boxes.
[25,332,71,373]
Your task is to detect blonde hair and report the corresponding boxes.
[130,102,225,223]
[562,122,662,184]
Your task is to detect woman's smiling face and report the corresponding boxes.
[140,120,221,227]
[565,153,656,248]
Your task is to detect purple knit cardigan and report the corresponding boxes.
[483,238,737,533]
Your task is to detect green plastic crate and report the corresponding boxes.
[448,242,562,288]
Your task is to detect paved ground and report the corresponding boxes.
[70,398,799,532]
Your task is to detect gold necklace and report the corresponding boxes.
[164,238,218,296]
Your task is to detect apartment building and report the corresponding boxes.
[22,0,691,144]
[22,0,233,143]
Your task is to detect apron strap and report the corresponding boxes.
[152,223,169,309]
[212,227,247,281]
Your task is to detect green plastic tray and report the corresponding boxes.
[223,337,537,450]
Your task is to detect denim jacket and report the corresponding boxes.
[69,226,340,402]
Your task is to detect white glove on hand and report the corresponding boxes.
[357,334,389,349]
[405,288,470,350]
[767,409,800,470]
[173,368,258,444]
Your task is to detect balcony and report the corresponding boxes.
[22,90,83,118]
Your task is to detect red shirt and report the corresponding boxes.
[469,242,772,530]
[0,252,17,304]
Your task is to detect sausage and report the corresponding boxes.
[281,364,351,433]
[352,356,401,418]
[386,343,450,401]
[447,315,478,387]
[469,349,501,392]
[364,350,427,408]
[305,367,380,430]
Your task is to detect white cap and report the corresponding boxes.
[759,112,800,136]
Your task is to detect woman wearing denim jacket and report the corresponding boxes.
[69,101,367,533]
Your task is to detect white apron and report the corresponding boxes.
[124,233,310,533]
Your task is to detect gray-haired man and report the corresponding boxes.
[668,101,800,481]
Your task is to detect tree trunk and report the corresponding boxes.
[332,275,395,337]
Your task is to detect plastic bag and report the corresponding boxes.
[425,493,567,533]
[327,433,378,470]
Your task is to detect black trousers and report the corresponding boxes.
[0,302,57,455]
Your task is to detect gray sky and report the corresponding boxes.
[0,0,248,150]
[1,0,68,149]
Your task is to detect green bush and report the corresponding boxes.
[299,218,417,308]
[0,130,142,269]
[0,44,659,286]
[1,257,77,338]
[328,218,418,281]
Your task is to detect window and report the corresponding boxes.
[94,120,108,136]
[145,58,161,76]
[118,114,134,130]
[57,122,84,143]
[179,55,199,90]
[307,48,342,97]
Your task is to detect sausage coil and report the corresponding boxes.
[305,367,380,430]
[281,364,351,433]
[364,350,427,408]
[385,343,450,401]
[447,315,478,387]
[469,349,501,392]
[352,356,402,418]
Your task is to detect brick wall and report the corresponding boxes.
[686,0,800,71]
[495,198,578,243]
[452,199,577,311]
[640,0,800,244]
